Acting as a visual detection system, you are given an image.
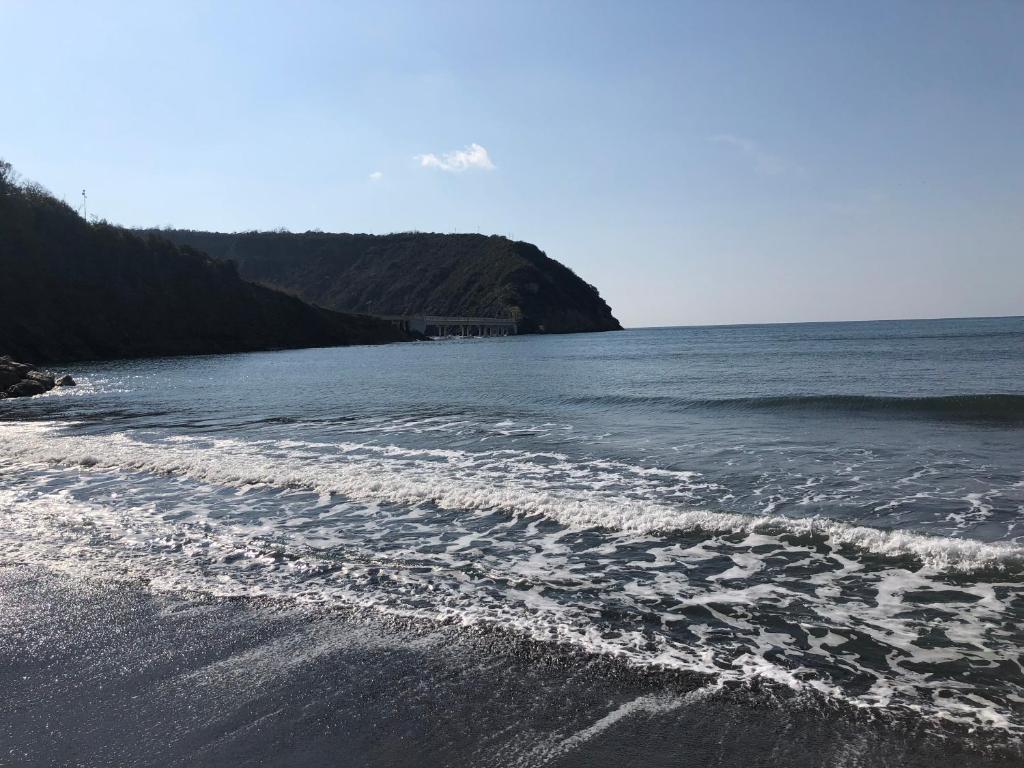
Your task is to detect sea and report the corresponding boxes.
[1,316,1023,767]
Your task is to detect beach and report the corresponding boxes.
[4,566,1019,767]
[2,318,1022,765]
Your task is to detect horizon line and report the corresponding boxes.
[626,313,1024,331]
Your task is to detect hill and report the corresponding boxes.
[0,162,410,364]
[149,230,622,334]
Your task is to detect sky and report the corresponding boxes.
[2,0,1022,327]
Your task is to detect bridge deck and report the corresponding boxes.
[374,314,518,336]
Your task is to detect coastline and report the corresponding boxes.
[3,322,1023,764]
[2,565,1019,768]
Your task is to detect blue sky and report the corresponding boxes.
[3,1,1022,327]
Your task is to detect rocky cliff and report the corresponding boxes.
[151,230,622,334]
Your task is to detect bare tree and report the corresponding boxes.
[0,159,19,194]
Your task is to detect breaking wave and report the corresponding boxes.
[1,420,1020,573]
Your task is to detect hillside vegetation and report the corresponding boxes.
[0,162,409,364]
[151,230,622,334]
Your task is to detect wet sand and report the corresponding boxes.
[1,565,1019,768]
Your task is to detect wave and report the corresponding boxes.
[3,422,1023,736]
[1,421,1021,573]
[564,393,1024,423]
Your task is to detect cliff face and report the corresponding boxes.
[151,230,622,334]
[0,165,409,364]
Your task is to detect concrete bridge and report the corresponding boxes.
[377,315,518,337]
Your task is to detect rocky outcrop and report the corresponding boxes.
[0,356,57,398]
[149,230,622,335]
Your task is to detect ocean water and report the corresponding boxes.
[2,316,1023,762]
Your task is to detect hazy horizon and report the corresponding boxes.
[3,0,1022,327]
[629,312,1024,330]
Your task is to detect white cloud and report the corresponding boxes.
[710,134,787,175]
[416,143,495,172]
[369,171,383,181]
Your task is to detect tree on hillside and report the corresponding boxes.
[0,159,17,194]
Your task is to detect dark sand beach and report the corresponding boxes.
[3,566,1019,768]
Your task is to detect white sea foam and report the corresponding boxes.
[0,457,1020,736]
[0,421,1020,573]
[520,687,715,766]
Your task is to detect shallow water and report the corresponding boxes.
[2,317,1023,758]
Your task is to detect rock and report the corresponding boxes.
[0,357,57,398]
[0,361,22,389]
[0,356,32,375]
[55,374,76,387]
[7,378,52,398]
[26,370,55,387]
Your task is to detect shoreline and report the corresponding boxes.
[2,564,1019,768]
[3,321,1023,765]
